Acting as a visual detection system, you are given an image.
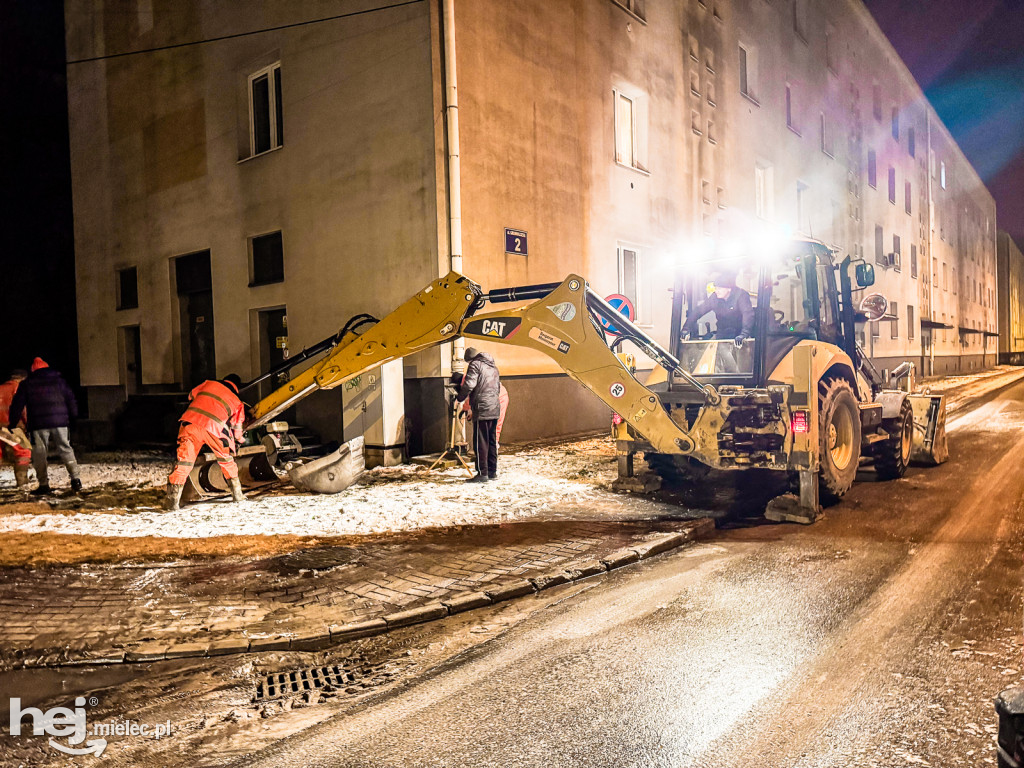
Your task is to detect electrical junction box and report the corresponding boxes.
[341,358,406,467]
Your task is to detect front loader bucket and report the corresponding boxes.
[908,394,948,465]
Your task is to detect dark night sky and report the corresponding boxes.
[863,0,1024,242]
[0,1,1021,391]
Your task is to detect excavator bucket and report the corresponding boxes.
[288,437,365,494]
[908,393,948,465]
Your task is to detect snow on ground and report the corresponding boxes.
[0,438,679,539]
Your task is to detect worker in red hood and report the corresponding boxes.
[165,374,248,510]
[8,358,83,495]
[0,368,32,489]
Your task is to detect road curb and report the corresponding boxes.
[6,519,714,670]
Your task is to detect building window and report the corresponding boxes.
[691,109,702,134]
[689,34,699,61]
[690,72,701,97]
[250,231,285,286]
[888,167,896,204]
[755,163,774,220]
[117,267,139,311]
[908,305,915,339]
[739,44,759,102]
[611,0,645,20]
[905,181,912,214]
[875,225,884,264]
[707,119,717,144]
[614,90,648,172]
[825,30,838,72]
[867,150,877,188]
[707,82,716,106]
[785,85,798,133]
[893,234,901,271]
[820,113,833,156]
[942,261,948,292]
[618,245,652,325]
[940,161,947,189]
[249,63,283,156]
[706,50,715,73]
[871,320,880,339]
[911,243,918,278]
[702,179,711,204]
[908,126,916,157]
[890,301,899,338]
[873,84,882,121]
[793,0,807,40]
[891,107,899,140]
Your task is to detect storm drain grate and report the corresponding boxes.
[256,665,352,700]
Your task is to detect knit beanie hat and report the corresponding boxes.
[30,358,48,372]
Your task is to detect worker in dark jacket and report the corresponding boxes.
[8,358,82,495]
[457,348,501,482]
[683,271,754,344]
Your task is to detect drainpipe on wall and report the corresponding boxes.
[443,0,466,372]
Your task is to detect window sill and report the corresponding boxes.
[615,160,650,177]
[740,92,760,108]
[787,125,802,138]
[610,2,647,25]
[238,145,283,165]
[249,280,285,288]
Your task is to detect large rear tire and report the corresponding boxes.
[875,398,913,480]
[818,378,862,503]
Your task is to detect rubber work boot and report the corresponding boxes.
[164,482,184,511]
[228,477,246,503]
[31,485,51,496]
[70,478,83,494]
[13,466,29,489]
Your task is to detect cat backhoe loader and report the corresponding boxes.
[184,238,946,523]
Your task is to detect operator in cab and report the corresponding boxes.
[682,271,754,347]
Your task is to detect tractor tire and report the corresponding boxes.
[818,378,862,503]
[875,398,913,480]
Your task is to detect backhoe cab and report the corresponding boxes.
[616,237,947,522]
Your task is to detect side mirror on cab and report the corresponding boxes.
[858,293,889,322]
[855,263,876,288]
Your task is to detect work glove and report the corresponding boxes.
[734,335,747,348]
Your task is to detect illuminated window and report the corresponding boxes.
[614,89,648,172]
[618,245,652,324]
[940,161,947,189]
[249,63,283,156]
[739,43,759,102]
[610,0,645,20]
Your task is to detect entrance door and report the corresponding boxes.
[175,250,215,388]
[120,325,142,395]
[257,307,289,403]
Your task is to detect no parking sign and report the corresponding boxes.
[601,294,635,333]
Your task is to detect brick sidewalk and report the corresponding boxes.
[0,518,711,670]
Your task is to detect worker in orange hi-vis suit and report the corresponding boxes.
[0,368,33,489]
[165,374,247,510]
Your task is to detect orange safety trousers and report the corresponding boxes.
[168,421,238,485]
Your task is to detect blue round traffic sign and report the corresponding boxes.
[601,294,635,333]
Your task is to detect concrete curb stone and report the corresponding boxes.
[384,602,448,628]
[529,572,571,591]
[562,560,607,581]
[441,592,492,614]
[484,579,536,602]
[601,548,641,570]
[329,618,387,642]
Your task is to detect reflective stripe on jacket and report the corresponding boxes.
[181,380,245,441]
[0,379,19,427]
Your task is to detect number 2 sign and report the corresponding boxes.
[504,228,528,256]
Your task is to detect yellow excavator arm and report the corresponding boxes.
[247,272,716,455]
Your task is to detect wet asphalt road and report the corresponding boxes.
[240,381,1024,768]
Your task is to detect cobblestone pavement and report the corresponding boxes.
[0,518,710,670]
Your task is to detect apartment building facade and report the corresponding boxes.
[65,0,998,450]
[997,231,1024,365]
